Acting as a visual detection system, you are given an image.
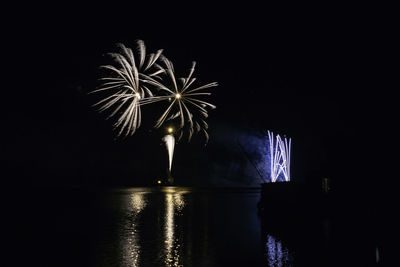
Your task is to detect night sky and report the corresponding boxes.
[3,3,390,196]
[2,4,396,265]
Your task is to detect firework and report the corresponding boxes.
[141,56,217,143]
[90,41,217,143]
[163,134,175,172]
[90,40,164,136]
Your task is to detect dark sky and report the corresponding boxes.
[3,3,390,192]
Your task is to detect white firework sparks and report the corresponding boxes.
[90,42,217,143]
[162,134,175,172]
[141,56,217,143]
[90,40,164,137]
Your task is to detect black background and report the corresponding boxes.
[3,3,390,187]
[2,2,395,264]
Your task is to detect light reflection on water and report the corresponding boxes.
[19,187,378,266]
[121,192,148,267]
[265,234,292,267]
[164,190,185,267]
[100,187,305,266]
[106,187,266,266]
[118,187,190,267]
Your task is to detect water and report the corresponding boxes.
[8,187,377,266]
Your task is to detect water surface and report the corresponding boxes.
[12,186,377,266]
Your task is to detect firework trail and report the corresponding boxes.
[162,134,175,172]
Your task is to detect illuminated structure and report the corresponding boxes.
[267,131,291,182]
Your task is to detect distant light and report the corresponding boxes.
[168,127,173,133]
[175,93,181,99]
[135,93,141,100]
[322,177,330,193]
[157,180,162,184]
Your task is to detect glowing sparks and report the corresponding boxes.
[90,40,164,137]
[268,131,291,182]
[146,58,217,143]
[90,41,217,143]
[163,134,175,172]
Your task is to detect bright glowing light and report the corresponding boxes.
[90,41,217,143]
[130,193,147,213]
[164,190,185,266]
[122,192,147,267]
[168,127,174,133]
[268,131,291,182]
[165,193,176,266]
[163,134,175,172]
[143,59,217,143]
[89,41,164,137]
[157,180,162,184]
[173,193,185,211]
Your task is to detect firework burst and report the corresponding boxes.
[141,56,218,143]
[90,42,217,143]
[90,40,164,137]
